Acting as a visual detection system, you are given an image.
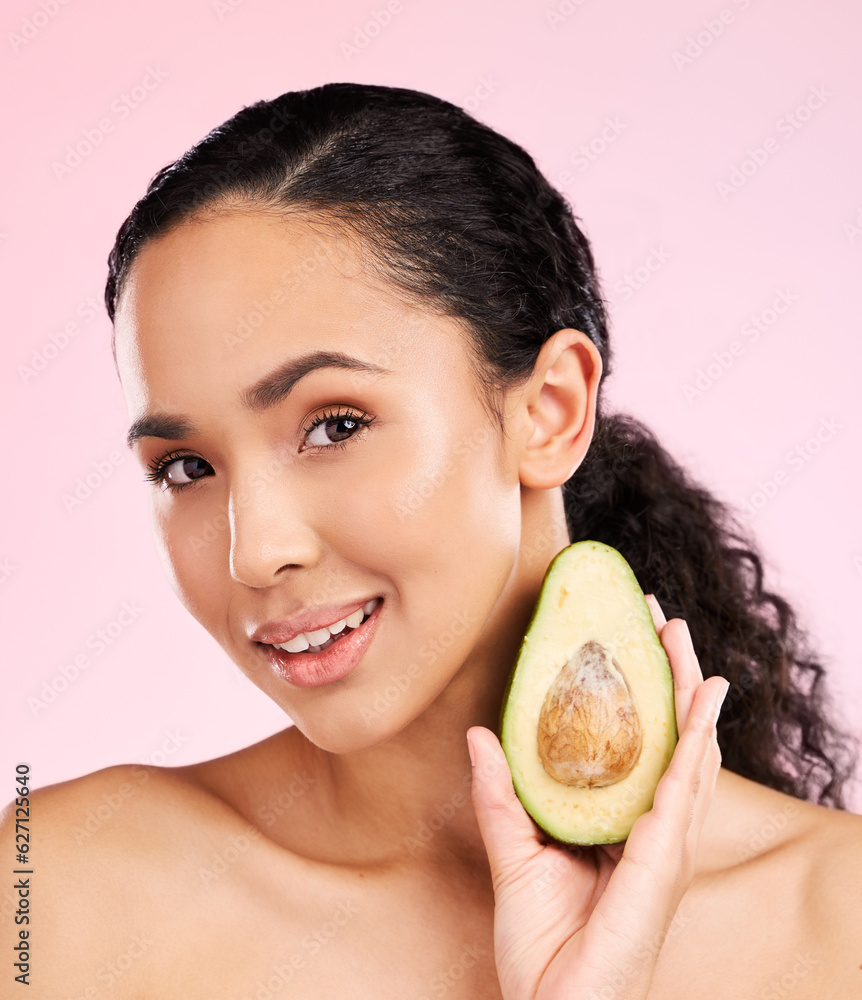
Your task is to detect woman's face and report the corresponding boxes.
[114,209,535,752]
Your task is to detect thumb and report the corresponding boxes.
[467,726,545,890]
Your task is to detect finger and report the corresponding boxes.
[638,675,728,868]
[661,618,705,734]
[589,677,728,955]
[599,613,712,868]
[684,719,724,864]
[644,593,668,635]
[643,597,703,730]
[466,726,545,891]
[683,683,726,859]
[600,839,625,863]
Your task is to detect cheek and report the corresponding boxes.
[374,419,509,530]
[392,422,518,545]
[350,420,520,614]
[151,497,232,637]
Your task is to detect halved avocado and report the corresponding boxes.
[499,540,678,845]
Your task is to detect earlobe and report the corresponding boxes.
[518,329,602,490]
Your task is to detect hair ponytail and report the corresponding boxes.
[105,81,858,808]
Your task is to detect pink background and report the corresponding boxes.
[2,0,860,811]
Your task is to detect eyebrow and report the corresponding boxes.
[126,350,393,449]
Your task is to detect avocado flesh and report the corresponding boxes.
[500,540,678,846]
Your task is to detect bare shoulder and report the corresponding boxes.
[654,776,862,998]
[0,762,188,892]
[0,761,239,868]
[0,762,273,997]
[788,796,862,992]
[798,797,862,906]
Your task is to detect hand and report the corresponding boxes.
[467,595,730,1000]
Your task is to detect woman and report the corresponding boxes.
[5,82,860,998]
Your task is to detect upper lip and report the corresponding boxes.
[250,597,380,646]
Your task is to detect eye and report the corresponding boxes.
[144,451,213,491]
[302,407,374,451]
[143,406,374,492]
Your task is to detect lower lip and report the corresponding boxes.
[260,600,383,688]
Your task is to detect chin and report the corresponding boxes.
[288,694,426,756]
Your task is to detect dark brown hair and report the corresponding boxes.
[105,82,858,807]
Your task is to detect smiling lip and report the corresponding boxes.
[259,598,382,688]
[251,597,381,646]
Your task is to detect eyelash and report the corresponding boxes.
[143,406,375,492]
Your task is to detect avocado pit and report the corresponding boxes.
[537,639,643,788]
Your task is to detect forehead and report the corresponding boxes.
[112,209,468,415]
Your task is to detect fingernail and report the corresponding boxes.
[467,734,476,767]
[645,594,667,626]
[712,680,730,720]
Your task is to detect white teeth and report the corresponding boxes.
[282,633,310,653]
[271,597,380,653]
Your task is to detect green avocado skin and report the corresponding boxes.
[497,539,679,847]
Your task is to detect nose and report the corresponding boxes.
[228,465,321,588]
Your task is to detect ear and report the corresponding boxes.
[515,329,603,490]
